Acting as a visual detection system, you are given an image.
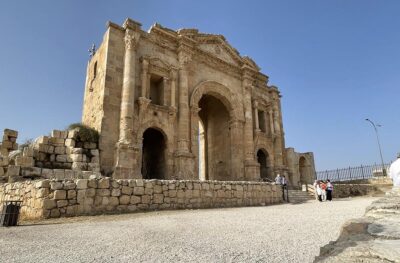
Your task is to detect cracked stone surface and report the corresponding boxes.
[315,187,400,263]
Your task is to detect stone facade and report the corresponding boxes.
[0,178,283,219]
[82,18,316,182]
[286,148,316,186]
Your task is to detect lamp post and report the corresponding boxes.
[365,118,386,176]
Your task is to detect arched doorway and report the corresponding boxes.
[257,149,272,180]
[299,156,308,184]
[141,128,166,179]
[198,95,231,181]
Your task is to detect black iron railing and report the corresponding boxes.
[316,163,391,182]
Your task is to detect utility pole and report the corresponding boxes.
[365,118,386,176]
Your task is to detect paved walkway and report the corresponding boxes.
[0,197,377,263]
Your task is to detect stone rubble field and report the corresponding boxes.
[0,197,377,263]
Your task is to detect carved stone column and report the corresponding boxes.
[174,48,195,180]
[253,101,260,131]
[114,29,141,179]
[242,76,259,181]
[140,59,149,98]
[230,119,245,180]
[273,107,281,134]
[170,69,177,108]
[263,110,268,134]
[163,77,169,106]
[269,110,274,135]
[190,106,201,179]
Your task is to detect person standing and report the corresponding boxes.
[275,174,282,185]
[282,175,288,187]
[316,182,322,202]
[389,153,400,187]
[326,180,333,201]
[313,180,319,200]
[320,181,327,201]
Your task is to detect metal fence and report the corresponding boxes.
[316,163,392,182]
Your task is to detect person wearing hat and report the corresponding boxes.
[389,153,400,187]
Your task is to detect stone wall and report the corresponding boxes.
[0,178,282,220]
[0,128,101,183]
[333,183,390,198]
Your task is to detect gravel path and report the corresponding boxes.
[0,197,377,263]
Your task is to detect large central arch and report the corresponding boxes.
[191,81,244,181]
[190,81,244,122]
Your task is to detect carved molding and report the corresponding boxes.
[124,29,141,50]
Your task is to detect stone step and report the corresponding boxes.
[286,190,315,203]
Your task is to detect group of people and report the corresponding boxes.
[314,180,333,202]
[274,174,288,186]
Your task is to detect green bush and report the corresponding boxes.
[67,123,99,143]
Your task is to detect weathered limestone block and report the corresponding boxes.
[21,167,41,177]
[76,179,88,189]
[153,194,164,204]
[91,149,99,156]
[57,200,68,208]
[16,156,35,167]
[112,188,121,196]
[119,195,130,205]
[130,195,141,204]
[133,186,144,195]
[98,189,111,196]
[98,178,110,188]
[35,180,50,188]
[72,162,87,171]
[68,129,78,139]
[36,136,49,145]
[43,199,57,210]
[68,190,77,199]
[54,146,66,155]
[54,190,67,200]
[121,186,132,195]
[0,155,9,166]
[88,163,100,172]
[51,130,62,138]
[4,129,18,138]
[56,154,68,163]
[154,185,163,194]
[50,181,63,190]
[36,188,49,198]
[65,139,75,147]
[141,195,151,204]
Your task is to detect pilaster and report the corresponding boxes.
[113,28,141,179]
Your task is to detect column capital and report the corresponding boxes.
[170,68,178,80]
[141,57,149,70]
[124,29,141,50]
[178,49,193,68]
[190,106,201,115]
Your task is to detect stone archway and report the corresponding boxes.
[141,128,167,179]
[198,94,231,181]
[191,81,244,181]
[257,149,272,180]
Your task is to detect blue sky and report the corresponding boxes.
[0,1,399,170]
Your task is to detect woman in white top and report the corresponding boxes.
[316,182,322,202]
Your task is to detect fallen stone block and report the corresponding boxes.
[4,129,18,138]
[7,165,21,176]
